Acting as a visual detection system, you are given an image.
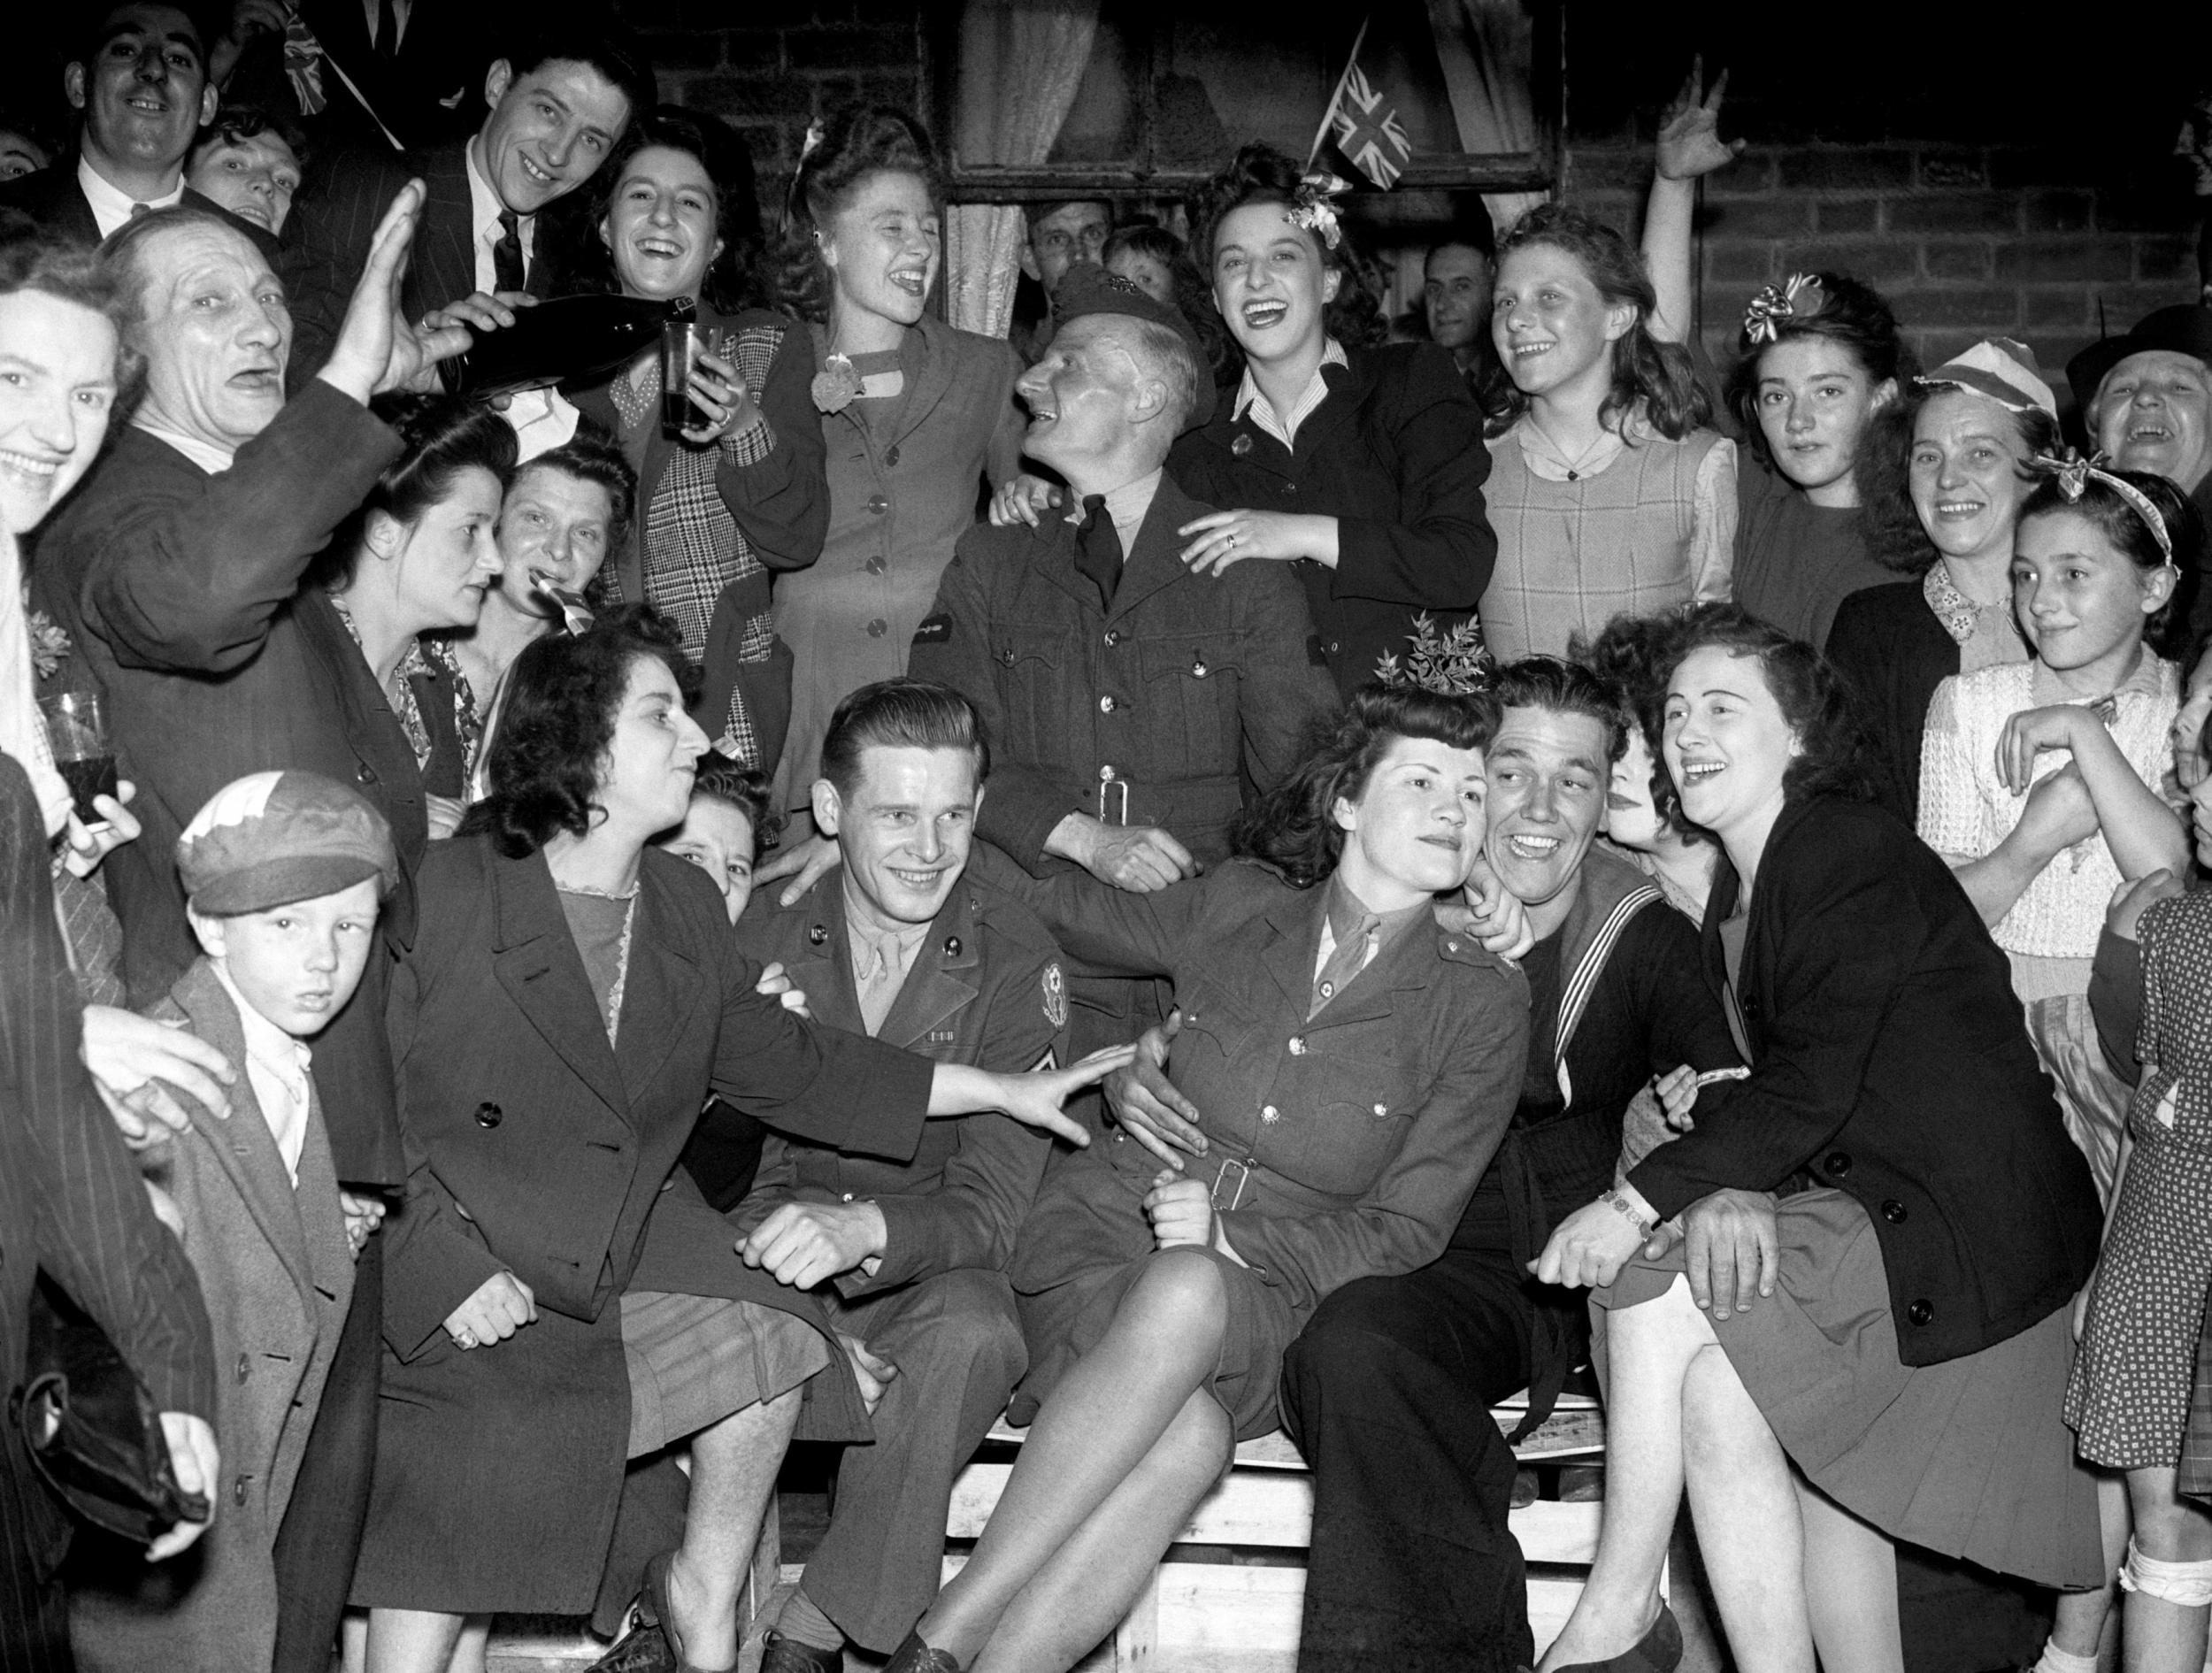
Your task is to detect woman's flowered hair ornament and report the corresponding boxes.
[1285,173,1352,251]
[1742,272,1823,345]
[1374,611,1494,695]
[2030,449,2178,569]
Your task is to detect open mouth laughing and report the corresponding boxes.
[1240,298,1288,331]
[1503,831,1561,862]
[0,448,64,502]
[887,267,929,299]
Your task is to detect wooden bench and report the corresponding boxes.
[935,1390,1612,1673]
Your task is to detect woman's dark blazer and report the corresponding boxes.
[1626,795,2100,1368]
[1167,342,1494,697]
[362,835,935,1610]
[1824,580,1964,825]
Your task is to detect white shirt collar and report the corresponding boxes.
[463,137,533,295]
[1233,338,1348,448]
[131,416,239,476]
[77,154,183,240]
[211,959,315,1185]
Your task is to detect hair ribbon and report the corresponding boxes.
[2030,449,2177,567]
[1742,272,1821,345]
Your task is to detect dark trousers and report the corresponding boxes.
[269,1237,380,1673]
[1279,1244,1538,1673]
[1,1439,73,1673]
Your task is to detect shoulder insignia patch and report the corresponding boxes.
[1041,962,1069,1030]
[1031,1045,1059,1072]
[913,612,953,646]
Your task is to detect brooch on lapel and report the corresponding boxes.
[811,353,862,414]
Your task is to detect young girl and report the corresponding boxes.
[1103,221,1233,386]
[1723,271,1917,646]
[881,687,1530,1673]
[1479,206,1736,664]
[1577,610,1719,924]
[1917,462,2193,1198]
[2069,672,2212,1673]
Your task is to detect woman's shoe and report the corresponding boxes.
[758,1631,843,1673]
[634,1548,733,1673]
[882,1627,966,1673]
[1550,1603,1683,1673]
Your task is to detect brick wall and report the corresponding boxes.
[1563,141,2202,409]
[618,1,2205,418]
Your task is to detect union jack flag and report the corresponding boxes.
[1330,62,1413,189]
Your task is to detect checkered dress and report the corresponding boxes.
[2066,888,2212,1471]
[603,323,783,764]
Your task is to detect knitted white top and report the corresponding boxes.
[1918,656,2179,971]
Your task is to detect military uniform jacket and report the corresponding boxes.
[985,850,1530,1318]
[908,474,1340,874]
[729,872,1069,1295]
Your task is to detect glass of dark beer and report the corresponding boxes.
[662,320,700,434]
[38,691,117,824]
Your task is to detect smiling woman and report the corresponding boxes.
[764,105,1025,818]
[883,684,1527,1673]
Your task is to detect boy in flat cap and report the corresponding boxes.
[905,266,1339,1066]
[72,770,395,1673]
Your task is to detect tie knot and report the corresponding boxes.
[497,209,521,236]
[128,202,151,219]
[1079,494,1108,526]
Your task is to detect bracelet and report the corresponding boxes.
[1602,1187,1658,1239]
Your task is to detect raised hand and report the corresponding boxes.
[1655,58,1744,182]
[318,181,473,403]
[989,474,1065,528]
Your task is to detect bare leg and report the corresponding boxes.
[341,1609,366,1673]
[915,1249,1231,1663]
[2050,1474,2132,1669]
[446,1618,489,1673]
[1677,1338,1815,1673]
[972,1387,1233,1673]
[664,1385,805,1670]
[1794,1482,1899,1673]
[2123,1467,2212,1673]
[362,1608,465,1673]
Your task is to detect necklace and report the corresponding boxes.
[1525,412,1614,482]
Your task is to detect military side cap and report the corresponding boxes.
[1051,264,1218,432]
[178,770,399,916]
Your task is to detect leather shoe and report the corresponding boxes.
[1550,1603,1683,1673]
[759,1632,843,1673]
[882,1628,966,1673]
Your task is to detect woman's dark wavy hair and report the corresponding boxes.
[1188,143,1387,356]
[690,756,781,859]
[1865,384,2064,574]
[1231,684,1499,889]
[319,396,516,589]
[2017,466,2207,658]
[1661,602,1877,811]
[458,604,693,858]
[768,105,941,326]
[1490,204,1712,441]
[1571,610,1713,846]
[1725,271,1916,472]
[547,105,765,314]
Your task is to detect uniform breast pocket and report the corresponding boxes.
[1139,637,1243,768]
[1280,1043,1423,1193]
[995,625,1073,760]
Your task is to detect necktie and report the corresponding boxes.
[375,0,401,58]
[492,209,526,295]
[128,202,150,219]
[1073,494,1124,611]
[1310,913,1378,1019]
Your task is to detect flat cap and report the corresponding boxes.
[178,770,398,916]
[2066,304,2212,416]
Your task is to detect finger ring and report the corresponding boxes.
[1225,532,1240,547]
[456,1329,475,1347]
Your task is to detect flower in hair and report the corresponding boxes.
[1374,611,1493,696]
[2029,449,2177,566]
[1285,173,1352,250]
[1741,272,1821,345]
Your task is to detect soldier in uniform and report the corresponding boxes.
[903,264,1340,1059]
[737,680,1072,1673]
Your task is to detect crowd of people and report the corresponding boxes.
[4,7,2212,1673]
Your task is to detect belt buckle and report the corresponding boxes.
[1210,1155,1254,1212]
[1096,774,1130,825]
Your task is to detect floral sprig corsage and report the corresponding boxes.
[811,353,862,415]
[1374,611,1493,695]
[1285,173,1353,250]
[27,610,71,683]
